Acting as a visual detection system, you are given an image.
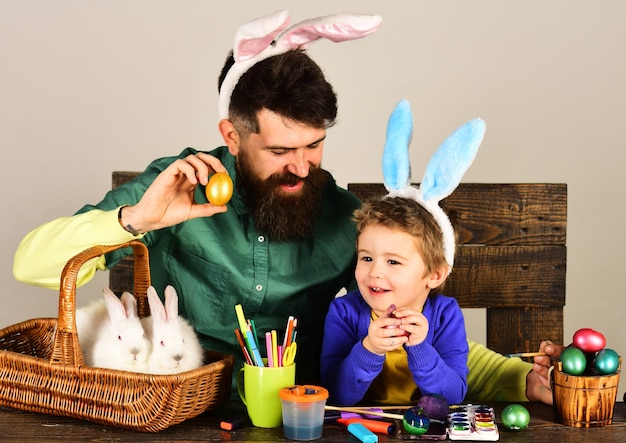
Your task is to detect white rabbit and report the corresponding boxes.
[75,287,151,372]
[142,285,204,374]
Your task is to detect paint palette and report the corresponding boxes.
[447,404,499,441]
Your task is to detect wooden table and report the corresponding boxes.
[0,400,624,442]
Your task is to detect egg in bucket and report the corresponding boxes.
[551,328,621,428]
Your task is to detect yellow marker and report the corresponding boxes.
[271,330,278,368]
[234,304,248,334]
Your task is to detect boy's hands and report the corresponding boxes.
[362,305,428,355]
[392,306,429,347]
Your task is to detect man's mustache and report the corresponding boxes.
[269,172,305,187]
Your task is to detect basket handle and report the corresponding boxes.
[50,240,151,366]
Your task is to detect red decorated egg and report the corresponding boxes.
[572,328,606,353]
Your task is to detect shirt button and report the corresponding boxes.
[258,235,265,242]
[256,284,263,292]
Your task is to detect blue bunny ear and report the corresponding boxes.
[420,118,486,202]
[382,99,413,192]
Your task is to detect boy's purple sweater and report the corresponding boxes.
[320,290,469,405]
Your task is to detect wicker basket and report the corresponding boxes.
[0,240,234,432]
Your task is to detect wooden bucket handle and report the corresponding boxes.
[50,240,151,366]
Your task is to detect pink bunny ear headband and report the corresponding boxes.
[218,10,383,120]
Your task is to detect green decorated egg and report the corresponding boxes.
[501,404,530,431]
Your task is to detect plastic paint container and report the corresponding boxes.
[279,385,329,440]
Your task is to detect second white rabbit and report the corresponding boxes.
[142,285,205,374]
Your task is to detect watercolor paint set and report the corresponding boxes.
[447,404,499,441]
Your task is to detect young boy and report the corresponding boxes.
[320,196,468,406]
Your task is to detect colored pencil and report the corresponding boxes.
[249,319,259,343]
[283,316,294,348]
[265,331,273,367]
[271,330,278,368]
[234,328,253,365]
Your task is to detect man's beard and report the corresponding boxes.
[235,151,329,242]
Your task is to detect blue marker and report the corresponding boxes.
[348,422,378,443]
[245,330,264,367]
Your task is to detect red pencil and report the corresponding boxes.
[283,316,294,348]
[234,328,253,365]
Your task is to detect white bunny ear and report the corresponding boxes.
[233,10,291,62]
[419,118,486,203]
[383,99,413,192]
[102,287,128,320]
[147,286,167,323]
[120,292,138,319]
[218,11,382,119]
[163,285,179,320]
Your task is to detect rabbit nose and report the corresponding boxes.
[130,348,140,357]
[173,354,183,362]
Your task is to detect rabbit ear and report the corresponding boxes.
[147,286,167,323]
[102,287,128,320]
[419,118,486,203]
[119,292,138,319]
[383,99,413,192]
[233,10,291,62]
[219,11,382,119]
[276,13,382,48]
[163,285,179,320]
[378,100,486,274]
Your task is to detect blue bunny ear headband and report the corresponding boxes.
[218,10,382,119]
[382,99,486,275]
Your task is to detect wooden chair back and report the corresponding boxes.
[111,172,566,354]
[348,183,566,354]
[109,172,143,297]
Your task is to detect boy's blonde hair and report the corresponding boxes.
[353,197,450,280]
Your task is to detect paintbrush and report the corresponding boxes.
[504,352,548,358]
[325,405,403,420]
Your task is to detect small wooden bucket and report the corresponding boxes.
[552,360,621,428]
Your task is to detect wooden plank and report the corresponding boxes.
[110,171,142,294]
[109,256,135,296]
[112,170,141,189]
[448,245,566,308]
[487,307,564,354]
[348,183,567,246]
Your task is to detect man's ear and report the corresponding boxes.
[427,265,449,289]
[218,119,241,156]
